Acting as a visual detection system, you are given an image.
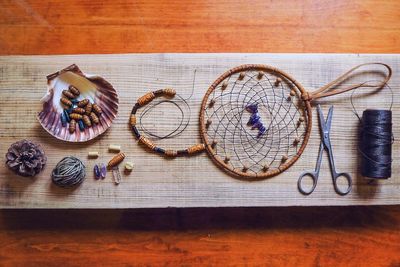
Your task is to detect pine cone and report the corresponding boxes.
[5,140,47,177]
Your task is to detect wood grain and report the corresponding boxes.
[1,0,400,266]
[0,53,399,208]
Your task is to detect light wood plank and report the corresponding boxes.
[0,53,399,208]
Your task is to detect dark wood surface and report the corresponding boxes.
[1,0,400,266]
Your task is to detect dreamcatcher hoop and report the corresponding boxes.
[199,63,391,179]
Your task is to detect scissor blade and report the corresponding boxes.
[325,106,334,132]
[316,105,326,136]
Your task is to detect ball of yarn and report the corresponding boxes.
[52,156,85,188]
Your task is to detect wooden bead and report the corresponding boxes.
[163,88,176,97]
[238,72,245,80]
[165,150,178,157]
[211,140,218,148]
[85,102,92,115]
[281,155,288,162]
[209,99,215,107]
[139,136,156,150]
[60,97,72,107]
[242,165,249,172]
[77,99,89,107]
[290,90,296,96]
[206,119,212,127]
[275,77,282,86]
[257,71,264,80]
[90,112,99,124]
[82,114,92,127]
[62,90,75,99]
[187,144,205,154]
[138,92,155,106]
[72,107,85,114]
[263,164,269,172]
[124,162,134,171]
[108,144,121,152]
[221,81,228,90]
[69,113,82,120]
[293,137,300,145]
[224,156,230,163]
[107,153,125,169]
[299,116,305,122]
[130,114,137,126]
[92,104,102,115]
[69,119,76,134]
[88,151,99,158]
[68,85,80,96]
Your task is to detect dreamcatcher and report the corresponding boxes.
[130,63,391,179]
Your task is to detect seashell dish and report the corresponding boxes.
[38,64,119,142]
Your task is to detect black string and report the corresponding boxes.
[137,70,196,140]
[350,83,394,179]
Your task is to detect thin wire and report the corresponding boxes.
[137,70,197,140]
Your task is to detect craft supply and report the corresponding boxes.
[72,107,85,114]
[70,113,82,120]
[85,102,92,115]
[62,90,75,99]
[297,105,352,195]
[82,115,92,127]
[100,163,106,179]
[107,153,125,169]
[130,87,205,157]
[108,144,121,152]
[5,139,47,177]
[51,156,85,188]
[69,119,76,134]
[112,166,122,185]
[90,112,99,124]
[88,151,99,158]
[200,63,391,179]
[124,162,134,171]
[38,64,118,142]
[60,97,72,107]
[92,103,102,115]
[78,120,85,131]
[359,109,392,179]
[68,85,80,96]
[94,164,101,179]
[77,99,89,107]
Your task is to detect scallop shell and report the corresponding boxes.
[38,64,119,142]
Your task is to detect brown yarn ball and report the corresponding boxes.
[5,139,47,177]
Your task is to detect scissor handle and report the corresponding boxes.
[332,172,352,196]
[298,171,318,195]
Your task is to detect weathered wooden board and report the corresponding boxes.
[0,53,398,208]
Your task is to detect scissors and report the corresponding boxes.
[297,105,352,196]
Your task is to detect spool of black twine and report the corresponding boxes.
[359,109,393,179]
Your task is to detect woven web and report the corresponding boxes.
[204,69,307,176]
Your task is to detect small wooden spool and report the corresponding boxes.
[138,92,155,106]
[139,136,156,150]
[187,144,206,155]
[107,153,125,169]
[165,150,178,157]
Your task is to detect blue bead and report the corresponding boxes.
[78,120,85,131]
[100,163,106,179]
[246,103,258,113]
[71,99,79,105]
[60,112,67,127]
[94,164,101,179]
[247,113,260,126]
[251,121,263,130]
[257,126,267,138]
[63,109,71,122]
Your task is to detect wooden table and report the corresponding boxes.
[0,0,399,266]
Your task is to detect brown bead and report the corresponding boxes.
[69,113,82,120]
[290,90,296,96]
[242,165,249,172]
[299,116,305,122]
[92,104,102,115]
[293,137,300,145]
[68,85,80,96]
[206,119,212,127]
[281,155,288,162]
[257,71,264,80]
[62,90,75,99]
[209,99,215,107]
[85,102,92,115]
[224,156,230,163]
[187,144,205,154]
[165,150,178,157]
[107,153,125,169]
[60,97,72,107]
[238,72,245,80]
[211,140,218,148]
[69,119,76,134]
[130,114,136,126]
[163,88,176,97]
[82,115,92,127]
[275,77,282,86]
[221,81,228,90]
[90,112,99,124]
[77,99,89,108]
[72,107,85,114]
[263,164,270,172]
